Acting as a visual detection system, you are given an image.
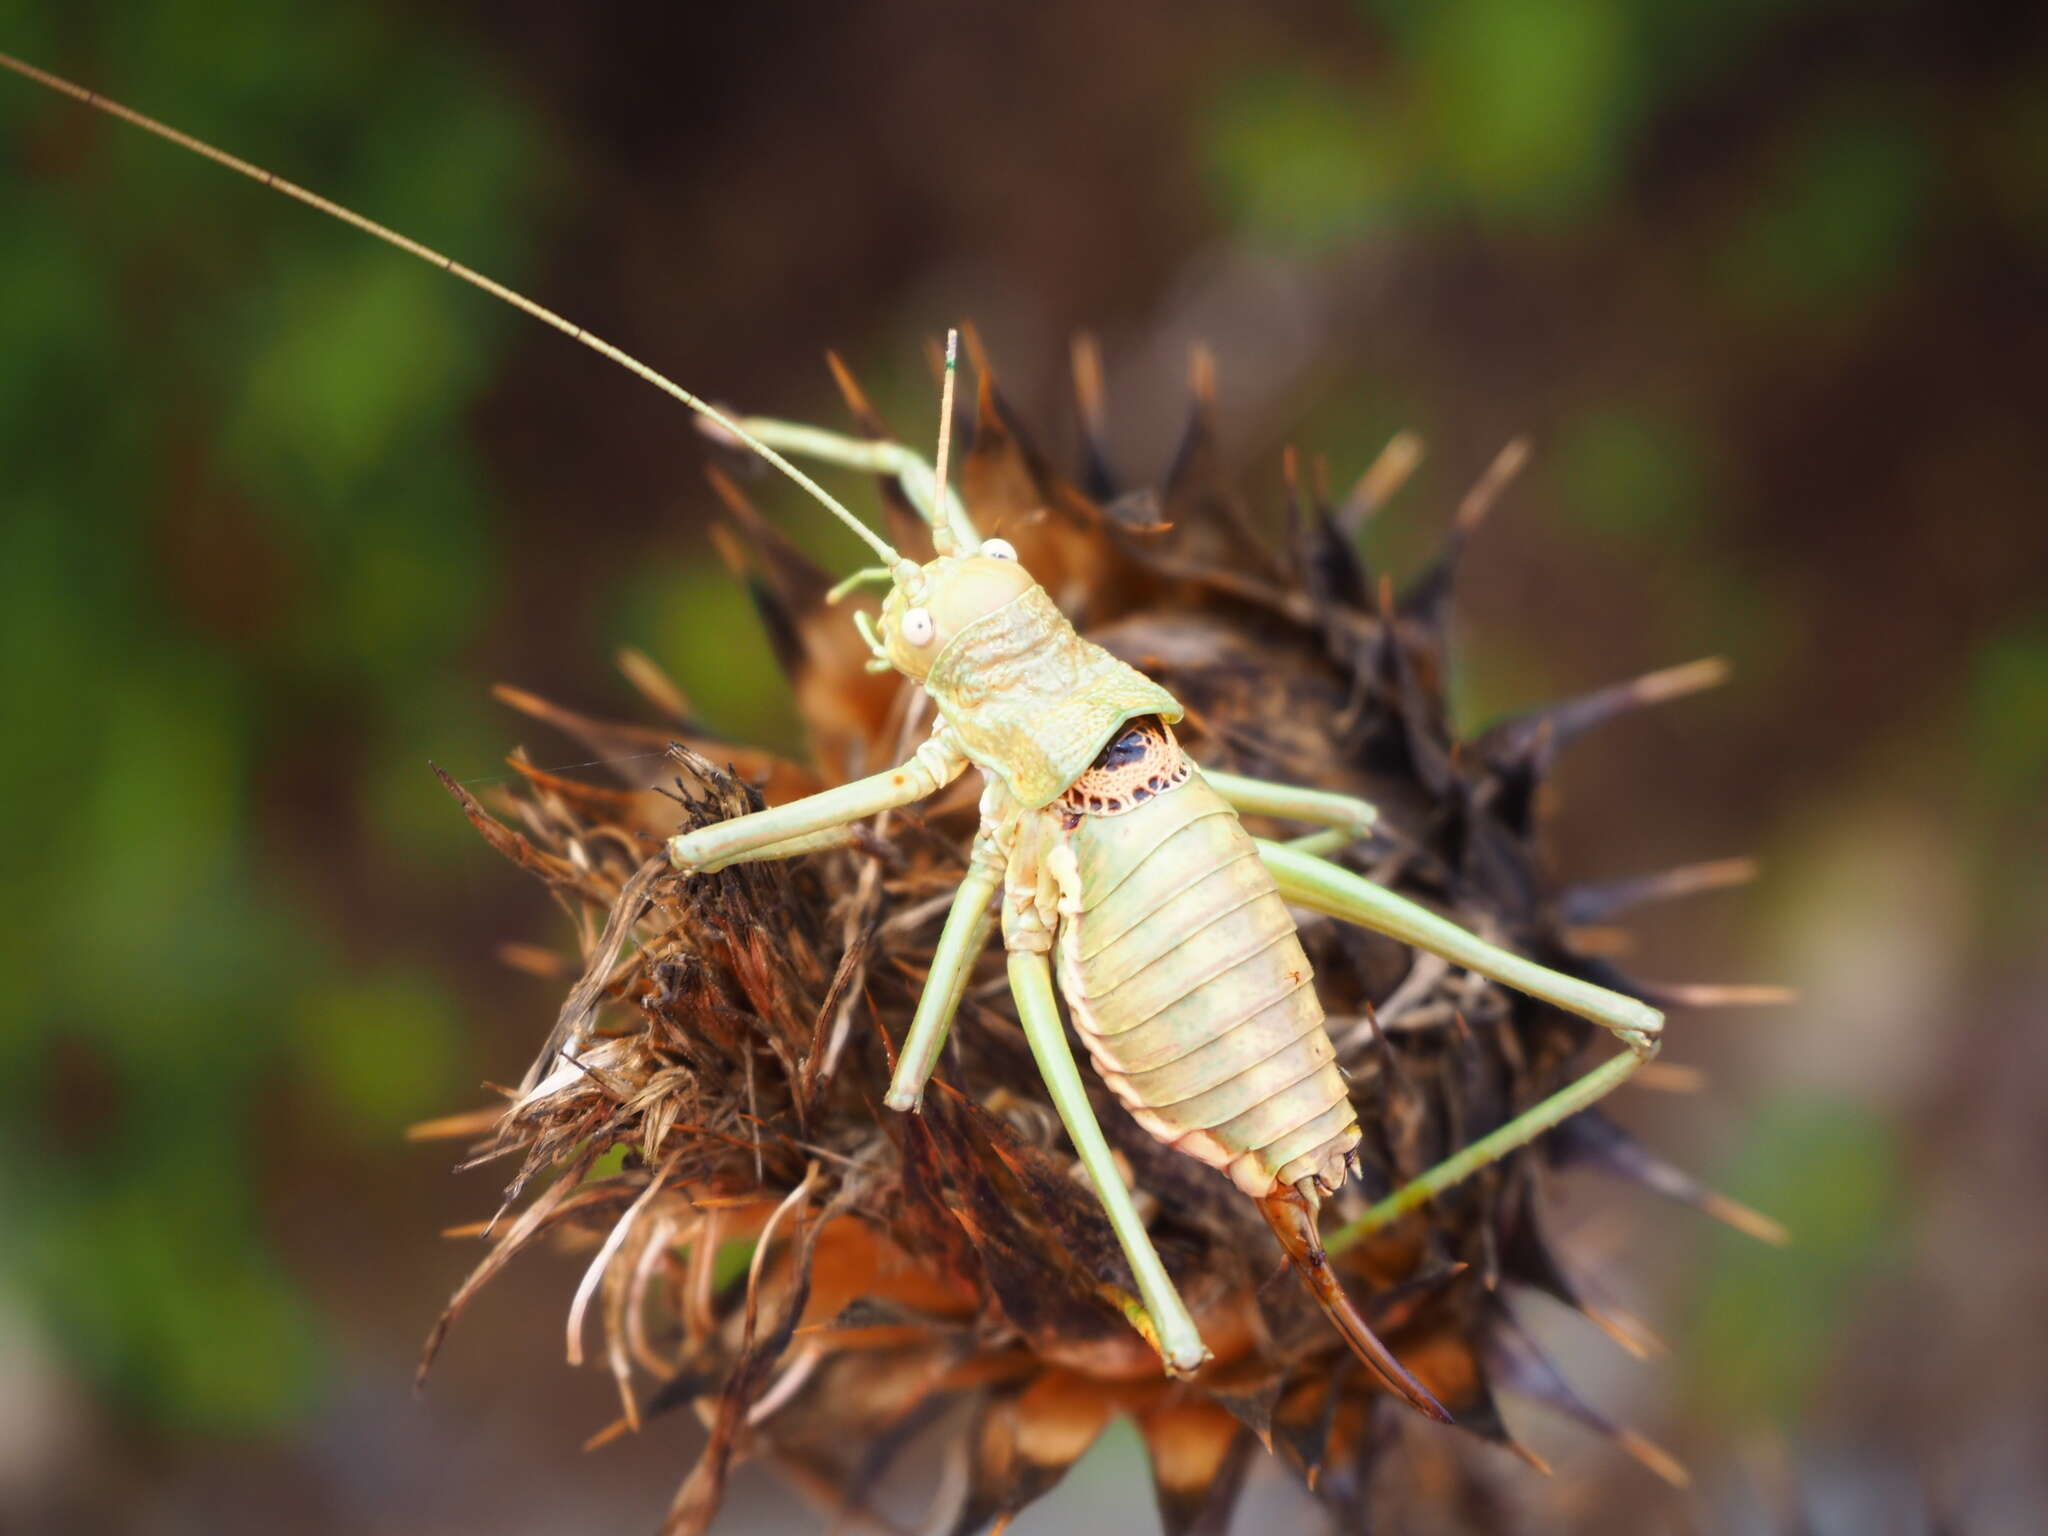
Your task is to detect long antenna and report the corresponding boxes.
[0,52,902,567]
[929,330,960,554]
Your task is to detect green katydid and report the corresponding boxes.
[0,52,1665,1421]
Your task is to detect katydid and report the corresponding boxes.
[0,53,1666,1419]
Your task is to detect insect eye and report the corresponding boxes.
[981,538,1018,561]
[900,608,936,646]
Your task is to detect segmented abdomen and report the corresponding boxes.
[1054,744,1359,1199]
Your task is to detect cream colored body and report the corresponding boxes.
[1053,767,1358,1199]
[975,741,1363,1201]
[915,581,1358,1200]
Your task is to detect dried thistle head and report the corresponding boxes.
[420,338,1776,1533]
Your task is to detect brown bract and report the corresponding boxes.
[420,341,1774,1534]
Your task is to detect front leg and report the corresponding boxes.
[668,734,967,874]
[883,828,1003,1111]
[719,415,980,552]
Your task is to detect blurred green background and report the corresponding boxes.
[1,1,2041,1531]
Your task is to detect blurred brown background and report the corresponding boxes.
[1,1,2042,1531]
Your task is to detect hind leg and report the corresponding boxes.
[1008,947,1212,1375]
[1328,1053,1644,1252]
[1253,839,1661,1253]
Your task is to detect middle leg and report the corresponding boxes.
[1202,766,1382,858]
[1257,838,1663,1049]
[1252,839,1664,1253]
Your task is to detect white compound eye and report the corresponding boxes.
[980,537,1018,561]
[899,607,936,646]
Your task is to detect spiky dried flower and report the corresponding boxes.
[418,338,1782,1534]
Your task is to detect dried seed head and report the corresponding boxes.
[424,344,1770,1532]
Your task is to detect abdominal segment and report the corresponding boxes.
[1052,732,1359,1198]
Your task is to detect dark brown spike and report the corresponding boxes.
[1294,448,1376,610]
[1457,436,1533,537]
[1400,437,1529,627]
[1335,429,1425,538]
[1069,331,1120,500]
[824,349,892,437]
[1381,1320,1531,1461]
[1271,1370,1347,1488]
[1548,1112,1791,1245]
[1157,348,1220,500]
[1157,345,1283,577]
[948,1371,1120,1536]
[1482,656,1732,765]
[1206,1376,1281,1452]
[836,1389,961,1528]
[1498,1182,1661,1360]
[1280,443,1309,578]
[1302,471,1373,612]
[1135,1398,1255,1536]
[1561,856,1762,925]
[701,468,826,695]
[710,522,808,686]
[1258,1189,1452,1423]
[615,646,692,724]
[704,465,835,611]
[1636,980,1799,1010]
[962,366,1048,539]
[1280,444,1373,612]
[1381,607,1459,796]
[955,321,994,391]
[1573,954,1797,1013]
[489,682,671,762]
[1498,1181,1587,1312]
[489,682,818,804]
[1483,1304,1690,1486]
[431,761,579,886]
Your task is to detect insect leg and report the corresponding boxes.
[1007,947,1213,1376]
[1201,768,1381,857]
[883,831,1003,1111]
[669,737,967,874]
[1326,1051,1646,1253]
[1254,839,1666,1248]
[718,415,979,551]
[1254,839,1663,1051]
[694,823,862,867]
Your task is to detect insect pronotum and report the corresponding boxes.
[2,53,1666,1418]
